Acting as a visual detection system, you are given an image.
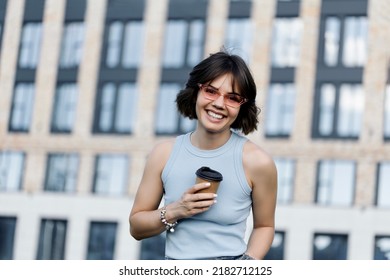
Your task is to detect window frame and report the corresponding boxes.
[315,159,356,206]
[36,218,67,260]
[0,151,25,192]
[92,82,138,135]
[0,216,17,260]
[312,82,365,139]
[86,221,118,260]
[92,154,129,196]
[44,153,79,193]
[313,232,348,260]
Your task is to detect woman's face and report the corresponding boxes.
[195,73,241,134]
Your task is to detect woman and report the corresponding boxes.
[130,50,277,260]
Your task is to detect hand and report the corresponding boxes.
[167,182,217,221]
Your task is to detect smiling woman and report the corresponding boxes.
[129,49,278,260]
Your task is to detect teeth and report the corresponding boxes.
[208,111,223,119]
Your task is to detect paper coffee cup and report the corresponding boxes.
[195,166,223,194]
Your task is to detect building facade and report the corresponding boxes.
[1,0,390,260]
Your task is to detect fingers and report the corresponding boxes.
[188,182,212,194]
[179,187,218,217]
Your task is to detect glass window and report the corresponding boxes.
[0,216,16,260]
[274,158,295,204]
[337,84,364,137]
[342,17,367,67]
[162,20,205,68]
[374,236,390,260]
[0,151,25,192]
[59,22,85,68]
[224,18,253,62]
[94,83,138,134]
[376,162,390,208]
[318,84,336,136]
[323,16,367,67]
[155,83,196,135]
[264,231,285,260]
[18,22,42,69]
[9,83,35,132]
[313,233,348,260]
[324,17,341,67]
[87,222,117,260]
[316,83,364,138]
[140,233,166,260]
[106,21,144,68]
[36,219,67,260]
[316,160,355,206]
[271,17,303,67]
[265,83,296,137]
[0,23,2,52]
[384,85,390,139]
[51,83,78,133]
[44,153,79,193]
[93,155,129,196]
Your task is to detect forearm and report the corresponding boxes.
[245,226,275,260]
[130,207,177,240]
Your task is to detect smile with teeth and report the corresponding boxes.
[207,110,224,119]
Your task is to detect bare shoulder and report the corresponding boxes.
[242,140,277,188]
[147,138,176,168]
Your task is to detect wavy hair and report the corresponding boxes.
[176,50,260,135]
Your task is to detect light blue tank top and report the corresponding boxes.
[162,131,252,259]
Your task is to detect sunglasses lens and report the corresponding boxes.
[200,85,246,108]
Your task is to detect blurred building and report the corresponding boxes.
[1,0,390,260]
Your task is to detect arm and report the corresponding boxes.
[243,142,278,260]
[129,140,217,240]
[129,140,172,240]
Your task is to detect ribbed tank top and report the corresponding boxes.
[162,131,252,259]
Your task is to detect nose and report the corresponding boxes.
[212,94,225,108]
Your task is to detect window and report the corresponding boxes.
[51,83,78,133]
[0,151,25,191]
[323,16,367,67]
[18,22,43,69]
[87,222,117,260]
[265,84,296,137]
[44,153,79,193]
[9,83,35,132]
[274,158,295,204]
[271,17,303,67]
[36,219,67,260]
[93,83,138,134]
[93,155,129,195]
[0,0,7,55]
[375,162,390,208]
[384,85,390,139]
[314,1,367,140]
[0,216,16,260]
[314,83,364,139]
[316,160,355,206]
[59,22,85,69]
[224,18,253,62]
[162,19,205,68]
[374,236,390,260]
[313,233,348,260]
[155,83,196,135]
[105,21,144,68]
[140,233,166,260]
[264,231,285,260]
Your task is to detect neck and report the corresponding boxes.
[190,129,232,150]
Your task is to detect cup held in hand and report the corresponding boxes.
[195,166,223,194]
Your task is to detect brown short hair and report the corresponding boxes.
[176,50,260,135]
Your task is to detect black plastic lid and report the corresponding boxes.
[195,166,223,182]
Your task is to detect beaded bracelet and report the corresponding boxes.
[160,206,178,233]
